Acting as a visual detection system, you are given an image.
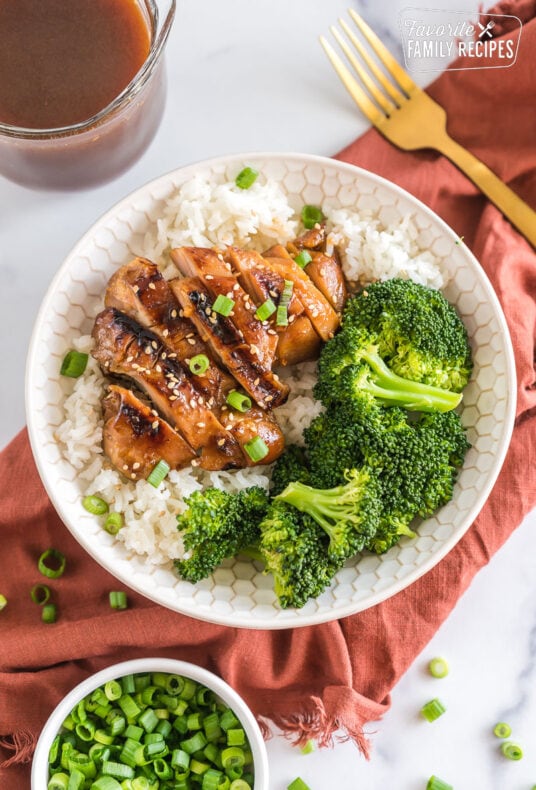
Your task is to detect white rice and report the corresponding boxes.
[57,172,445,567]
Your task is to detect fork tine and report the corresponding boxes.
[338,19,406,107]
[319,35,386,125]
[348,9,417,96]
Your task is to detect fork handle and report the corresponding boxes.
[436,135,536,248]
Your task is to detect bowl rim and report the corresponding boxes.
[25,151,518,628]
[31,656,269,790]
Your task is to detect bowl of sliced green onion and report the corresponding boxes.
[31,657,269,790]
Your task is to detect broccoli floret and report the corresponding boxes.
[342,278,472,392]
[270,444,310,495]
[175,486,269,582]
[256,501,341,608]
[304,403,365,488]
[315,325,462,413]
[275,469,382,562]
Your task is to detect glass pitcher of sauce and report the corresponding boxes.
[0,0,175,190]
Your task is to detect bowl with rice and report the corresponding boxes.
[25,152,516,628]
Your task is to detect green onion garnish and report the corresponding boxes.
[276,279,294,327]
[301,205,324,229]
[109,591,128,610]
[420,698,446,722]
[189,354,210,375]
[243,436,269,463]
[60,350,89,378]
[38,548,66,579]
[254,298,277,321]
[229,781,252,790]
[300,739,315,755]
[42,603,57,623]
[287,779,311,790]
[82,495,109,516]
[146,459,170,488]
[226,390,252,413]
[48,772,70,789]
[0,594,7,611]
[104,512,123,535]
[235,167,259,190]
[493,721,512,738]
[501,741,523,760]
[426,777,453,790]
[30,584,51,605]
[212,294,235,317]
[428,657,449,678]
[294,251,312,269]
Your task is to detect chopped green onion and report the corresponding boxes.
[60,350,89,378]
[38,548,66,579]
[109,591,128,610]
[243,436,269,463]
[42,603,57,623]
[82,495,109,516]
[301,205,324,229]
[104,512,123,535]
[212,294,235,317]
[254,298,277,321]
[0,594,6,611]
[426,777,453,790]
[146,459,170,488]
[104,681,122,701]
[300,740,315,755]
[48,773,70,790]
[226,390,252,413]
[91,778,122,790]
[287,779,311,790]
[276,279,294,327]
[189,354,210,375]
[30,584,51,605]
[227,729,245,746]
[501,741,523,760]
[101,761,134,780]
[493,721,512,738]
[235,167,259,190]
[229,781,251,790]
[420,698,446,722]
[294,251,312,269]
[428,657,449,679]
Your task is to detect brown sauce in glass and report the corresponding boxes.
[0,0,151,129]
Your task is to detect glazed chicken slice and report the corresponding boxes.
[102,384,196,480]
[170,247,278,369]
[284,226,347,313]
[92,308,244,471]
[223,404,285,466]
[104,258,231,407]
[169,277,289,409]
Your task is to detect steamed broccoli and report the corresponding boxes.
[342,278,472,392]
[270,444,311,495]
[255,501,341,609]
[175,486,269,582]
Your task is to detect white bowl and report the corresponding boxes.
[25,152,517,628]
[31,657,269,790]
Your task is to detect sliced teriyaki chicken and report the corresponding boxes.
[92,308,245,471]
[225,246,321,366]
[102,384,195,480]
[285,225,348,313]
[220,403,285,466]
[104,257,231,408]
[170,247,278,369]
[169,277,289,409]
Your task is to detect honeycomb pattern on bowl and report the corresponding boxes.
[26,153,516,629]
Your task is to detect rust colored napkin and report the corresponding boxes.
[1,3,536,787]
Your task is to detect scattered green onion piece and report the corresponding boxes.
[301,204,324,229]
[0,594,7,611]
[226,390,252,413]
[212,294,235,317]
[104,680,122,701]
[146,459,170,488]
[190,758,210,775]
[189,354,210,375]
[30,584,51,605]
[243,435,269,463]
[90,777,122,790]
[109,591,128,610]
[254,298,277,321]
[48,773,69,790]
[104,512,123,535]
[276,279,294,327]
[42,603,57,623]
[38,548,66,579]
[83,495,109,516]
[293,251,312,269]
[202,768,225,790]
[101,761,134,780]
[66,767,85,789]
[121,674,136,694]
[76,721,96,742]
[428,657,449,679]
[229,781,251,790]
[426,777,453,790]
[287,779,311,790]
[501,741,523,760]
[235,167,259,190]
[220,709,240,732]
[60,350,89,378]
[420,698,446,722]
[227,729,245,747]
[300,740,315,755]
[493,721,512,738]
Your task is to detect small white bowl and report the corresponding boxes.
[31,657,269,790]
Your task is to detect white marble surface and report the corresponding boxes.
[1,1,535,788]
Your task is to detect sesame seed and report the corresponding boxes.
[133,462,141,470]
[253,377,260,386]
[148,282,156,290]
[161,352,167,360]
[122,464,129,470]
[168,353,178,358]
[289,314,296,323]
[205,274,214,280]
[269,290,278,298]
[205,307,211,315]
[250,345,258,356]
[163,329,169,337]
[273,373,280,381]
[217,438,226,447]
[133,285,140,293]
[225,262,232,271]
[190,399,197,407]
[187,338,196,345]
[208,398,215,407]
[186,332,194,338]
[226,291,234,299]
[131,473,137,479]
[196,422,205,428]
[267,329,277,336]
[209,316,218,324]
[198,396,204,404]
[151,341,158,349]
[191,459,201,467]
[179,309,184,317]
[145,345,152,354]
[169,395,178,401]
[126,355,134,362]
[152,420,159,429]
[156,364,162,373]
[233,283,240,291]
[171,309,178,318]
[225,424,232,430]
[217,254,224,261]
[151,410,158,417]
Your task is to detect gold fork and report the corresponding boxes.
[320,9,536,248]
